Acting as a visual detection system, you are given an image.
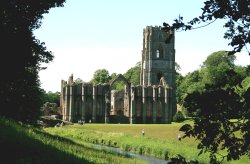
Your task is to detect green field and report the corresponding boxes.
[44,121,249,164]
[1,116,249,163]
[0,117,146,164]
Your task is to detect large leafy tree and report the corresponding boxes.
[176,70,203,105]
[91,69,112,85]
[0,0,65,122]
[41,91,60,106]
[123,62,141,86]
[182,87,246,162]
[200,51,237,87]
[174,51,250,163]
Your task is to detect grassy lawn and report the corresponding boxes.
[44,121,249,164]
[45,121,204,162]
[0,117,146,164]
[2,115,247,164]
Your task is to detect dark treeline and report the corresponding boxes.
[0,0,65,123]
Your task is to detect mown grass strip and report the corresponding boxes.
[0,117,146,164]
[44,123,249,164]
[44,123,207,162]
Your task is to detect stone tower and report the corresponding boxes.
[60,25,176,124]
[140,26,175,87]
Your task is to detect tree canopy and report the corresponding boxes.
[0,0,65,122]
[90,69,112,85]
[123,62,141,86]
[174,50,250,163]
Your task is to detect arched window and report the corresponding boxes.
[156,50,160,58]
[156,46,163,59]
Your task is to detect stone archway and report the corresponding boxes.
[109,74,130,89]
[109,74,130,123]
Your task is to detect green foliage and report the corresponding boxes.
[111,80,126,91]
[0,0,66,122]
[45,123,209,163]
[200,51,238,87]
[176,70,204,105]
[110,73,117,79]
[202,51,235,68]
[41,90,60,105]
[45,123,250,163]
[175,65,184,104]
[168,154,198,164]
[182,88,250,163]
[124,62,141,85]
[40,91,61,116]
[90,62,140,91]
[91,69,112,84]
[242,77,250,90]
[173,111,185,122]
[178,50,250,162]
[111,62,141,90]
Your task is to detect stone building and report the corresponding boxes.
[60,26,176,124]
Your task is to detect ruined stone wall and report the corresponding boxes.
[61,79,110,123]
[61,75,174,124]
[130,85,173,124]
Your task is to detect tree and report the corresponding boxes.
[41,91,60,106]
[182,87,248,163]
[200,51,237,87]
[123,62,141,85]
[91,69,112,84]
[175,51,250,162]
[175,72,184,104]
[0,0,65,122]
[163,0,250,55]
[176,70,203,105]
[175,62,184,104]
[109,73,124,90]
[173,111,185,122]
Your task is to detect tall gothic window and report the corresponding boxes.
[156,46,163,59]
[156,50,160,58]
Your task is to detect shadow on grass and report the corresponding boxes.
[0,120,95,164]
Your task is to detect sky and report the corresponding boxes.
[34,0,249,93]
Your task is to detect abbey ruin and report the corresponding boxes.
[60,26,176,124]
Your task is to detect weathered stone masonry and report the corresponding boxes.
[60,26,176,123]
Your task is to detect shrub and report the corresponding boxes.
[173,111,185,122]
